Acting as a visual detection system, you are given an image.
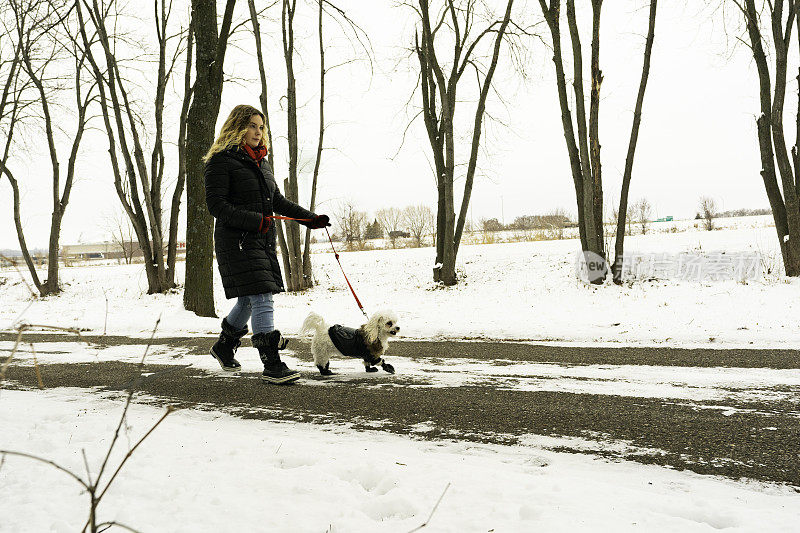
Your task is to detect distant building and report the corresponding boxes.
[60,241,186,261]
[62,241,133,260]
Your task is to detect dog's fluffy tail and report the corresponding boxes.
[301,311,327,336]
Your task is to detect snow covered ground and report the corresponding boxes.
[2,216,799,531]
[1,388,798,532]
[1,215,798,347]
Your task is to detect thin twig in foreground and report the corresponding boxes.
[16,323,85,340]
[407,482,451,533]
[1,324,85,398]
[96,520,142,533]
[0,328,24,385]
[0,450,89,490]
[95,406,175,502]
[30,342,44,389]
[81,448,94,487]
[80,317,164,533]
[94,316,161,487]
[102,290,108,337]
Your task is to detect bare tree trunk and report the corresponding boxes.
[4,168,44,291]
[33,75,63,295]
[588,0,604,269]
[16,0,62,295]
[150,0,169,289]
[453,0,515,257]
[612,0,656,284]
[6,0,94,296]
[276,0,365,289]
[281,0,305,291]
[538,0,588,251]
[0,41,44,292]
[541,0,639,283]
[76,0,188,294]
[565,0,593,251]
[415,0,514,286]
[184,0,236,315]
[248,0,293,288]
[766,0,800,275]
[303,0,326,285]
[434,182,446,281]
[415,28,447,279]
[168,22,193,286]
[739,0,800,276]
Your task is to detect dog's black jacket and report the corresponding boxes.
[328,325,382,365]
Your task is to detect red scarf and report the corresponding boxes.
[242,143,267,163]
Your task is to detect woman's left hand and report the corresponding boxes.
[304,214,331,229]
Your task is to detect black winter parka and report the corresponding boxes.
[205,146,315,298]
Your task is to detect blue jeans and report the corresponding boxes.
[225,293,275,334]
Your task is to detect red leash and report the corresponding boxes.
[265,216,368,318]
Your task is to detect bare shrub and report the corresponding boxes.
[699,196,717,231]
[631,198,653,235]
[103,207,137,265]
[404,205,435,247]
[376,207,404,248]
[334,201,368,251]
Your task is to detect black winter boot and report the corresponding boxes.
[252,330,300,384]
[210,318,247,371]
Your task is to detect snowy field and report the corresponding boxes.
[0,215,797,348]
[2,216,799,532]
[1,388,798,533]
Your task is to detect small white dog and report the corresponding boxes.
[301,310,399,375]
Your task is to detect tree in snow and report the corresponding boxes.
[376,207,404,248]
[183,0,236,316]
[334,201,368,250]
[537,0,659,284]
[632,197,652,235]
[729,0,800,276]
[405,204,435,247]
[409,0,517,285]
[0,0,96,296]
[75,0,190,295]
[699,196,717,231]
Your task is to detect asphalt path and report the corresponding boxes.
[4,331,800,367]
[2,332,799,487]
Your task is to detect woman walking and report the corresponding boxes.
[204,104,330,384]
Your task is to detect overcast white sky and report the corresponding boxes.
[0,1,782,250]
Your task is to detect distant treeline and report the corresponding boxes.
[0,248,48,258]
[695,208,771,219]
[480,212,574,232]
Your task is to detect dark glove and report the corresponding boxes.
[302,214,331,229]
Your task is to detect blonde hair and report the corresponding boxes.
[203,104,269,162]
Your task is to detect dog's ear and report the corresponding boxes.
[363,313,381,344]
